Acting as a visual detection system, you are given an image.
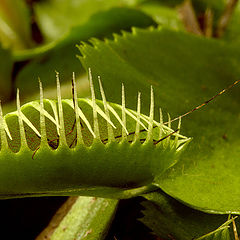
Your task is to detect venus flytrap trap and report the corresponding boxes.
[0,68,239,202]
[0,69,190,199]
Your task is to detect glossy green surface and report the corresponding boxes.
[0,91,187,199]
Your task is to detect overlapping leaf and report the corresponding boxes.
[141,191,236,239]
[14,7,156,99]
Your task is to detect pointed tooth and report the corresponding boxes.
[167,113,171,129]
[98,76,114,142]
[77,105,95,138]
[178,117,182,133]
[56,72,67,146]
[3,119,12,140]
[137,110,186,140]
[89,68,100,140]
[0,106,12,140]
[39,79,48,146]
[121,83,127,141]
[105,103,128,135]
[21,112,41,138]
[30,101,61,133]
[72,72,83,145]
[167,113,171,145]
[16,89,28,149]
[178,116,181,132]
[64,99,95,137]
[136,114,160,131]
[0,105,12,141]
[159,108,163,140]
[84,99,116,129]
[146,86,154,142]
[174,117,181,146]
[134,92,141,142]
[0,101,8,151]
[125,108,147,130]
[176,137,191,152]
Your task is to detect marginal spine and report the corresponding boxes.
[39,79,48,146]
[56,72,67,147]
[134,92,141,142]
[89,68,100,141]
[17,89,28,149]
[0,101,8,151]
[121,84,127,141]
[98,76,115,142]
[72,72,84,145]
[146,86,154,142]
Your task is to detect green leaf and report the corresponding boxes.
[14,7,156,98]
[195,219,234,240]
[34,0,137,42]
[141,190,232,240]
[50,197,118,240]
[78,27,240,213]
[0,0,33,50]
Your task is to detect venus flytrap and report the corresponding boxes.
[0,68,239,201]
[0,69,189,199]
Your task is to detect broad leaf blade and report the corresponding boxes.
[196,219,234,240]
[141,191,233,240]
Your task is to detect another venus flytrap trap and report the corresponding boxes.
[0,69,238,200]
